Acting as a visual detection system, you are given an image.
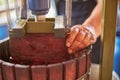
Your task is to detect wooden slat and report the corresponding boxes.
[15,64,30,80]
[0,43,2,59]
[77,54,86,78]
[0,41,6,60]
[0,38,10,61]
[63,60,76,80]
[31,65,47,80]
[0,60,3,80]
[86,51,91,72]
[5,40,10,60]
[2,62,15,80]
[48,63,63,80]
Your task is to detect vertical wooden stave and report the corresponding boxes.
[0,42,6,60]
[77,54,87,78]
[63,60,76,80]
[15,64,30,80]
[48,63,63,80]
[0,43,2,59]
[86,50,92,72]
[0,60,3,80]
[31,65,47,80]
[0,39,10,61]
[2,62,15,80]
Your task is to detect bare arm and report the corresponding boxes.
[83,0,102,37]
[66,0,102,54]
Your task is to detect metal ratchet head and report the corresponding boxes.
[65,0,72,34]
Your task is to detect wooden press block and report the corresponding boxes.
[0,60,3,80]
[77,54,87,78]
[2,62,15,80]
[48,63,63,80]
[11,19,27,38]
[54,16,65,38]
[26,18,55,33]
[63,60,76,80]
[31,65,47,80]
[26,21,54,33]
[15,64,30,80]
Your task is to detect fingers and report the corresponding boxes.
[66,25,97,54]
[78,31,91,49]
[66,26,79,47]
[68,30,86,53]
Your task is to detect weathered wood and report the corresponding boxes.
[86,51,91,72]
[0,43,2,59]
[2,62,15,80]
[0,60,3,80]
[15,64,30,80]
[11,19,27,38]
[0,41,5,60]
[0,38,10,61]
[77,54,86,78]
[10,33,69,65]
[26,21,54,33]
[63,60,76,80]
[48,63,63,80]
[31,65,47,80]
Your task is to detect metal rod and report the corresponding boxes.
[20,0,27,19]
[65,0,72,27]
[4,0,12,30]
[65,0,72,34]
[35,15,46,22]
[14,0,19,20]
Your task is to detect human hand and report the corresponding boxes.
[66,25,97,54]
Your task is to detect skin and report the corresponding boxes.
[66,0,102,54]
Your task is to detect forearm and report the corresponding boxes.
[83,0,102,37]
